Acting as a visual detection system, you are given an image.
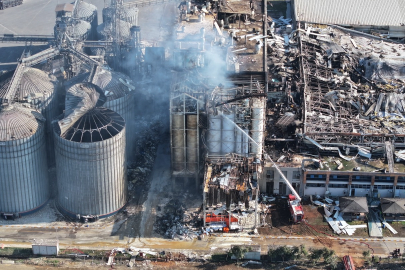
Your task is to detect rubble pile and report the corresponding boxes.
[127,116,163,191]
[154,198,201,240]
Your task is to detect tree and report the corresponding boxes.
[363,250,371,263]
[299,244,309,258]
[229,246,248,264]
[309,248,324,264]
[268,245,309,262]
[322,248,335,263]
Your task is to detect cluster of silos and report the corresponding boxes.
[102,5,139,26]
[0,66,59,216]
[96,20,132,42]
[0,104,49,216]
[54,1,97,43]
[75,1,98,40]
[206,99,265,157]
[65,67,136,158]
[207,112,249,155]
[54,82,127,218]
[91,4,138,56]
[172,113,199,173]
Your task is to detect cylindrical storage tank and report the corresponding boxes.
[242,128,249,156]
[221,113,235,154]
[67,20,91,41]
[235,128,242,154]
[0,105,49,215]
[186,114,198,173]
[0,71,13,98]
[172,114,185,171]
[250,98,265,156]
[54,107,127,218]
[64,69,135,158]
[97,20,131,41]
[120,7,139,26]
[93,69,135,158]
[76,1,98,40]
[207,114,221,154]
[18,67,59,165]
[76,1,97,23]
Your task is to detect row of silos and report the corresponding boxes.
[0,67,59,216]
[172,113,198,173]
[207,112,248,156]
[90,5,138,57]
[76,0,98,40]
[0,65,132,218]
[102,5,139,26]
[54,1,97,43]
[206,97,265,157]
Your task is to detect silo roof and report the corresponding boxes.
[93,69,133,101]
[17,68,56,101]
[97,20,131,40]
[0,105,44,141]
[59,82,106,136]
[65,68,135,102]
[0,71,13,99]
[76,1,97,20]
[59,107,125,142]
[67,20,91,39]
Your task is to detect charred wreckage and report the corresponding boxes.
[2,0,405,237]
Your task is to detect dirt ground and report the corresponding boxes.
[2,257,405,270]
[258,198,371,239]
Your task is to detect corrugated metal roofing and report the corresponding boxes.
[0,105,43,141]
[294,0,405,26]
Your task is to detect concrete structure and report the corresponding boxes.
[292,0,405,38]
[0,105,49,216]
[32,240,59,255]
[261,165,301,196]
[170,92,201,185]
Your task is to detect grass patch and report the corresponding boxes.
[0,247,32,256]
[348,220,365,225]
[44,259,60,267]
[392,221,405,226]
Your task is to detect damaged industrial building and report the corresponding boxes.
[1,0,405,238]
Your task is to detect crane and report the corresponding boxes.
[220,111,304,223]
